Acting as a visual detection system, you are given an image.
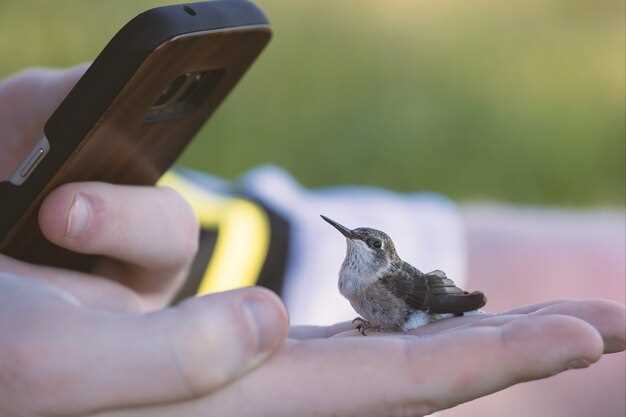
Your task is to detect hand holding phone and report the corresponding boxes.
[0,0,271,271]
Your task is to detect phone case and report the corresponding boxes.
[0,0,271,271]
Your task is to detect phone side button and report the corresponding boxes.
[9,136,50,186]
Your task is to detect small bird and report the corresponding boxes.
[321,215,487,335]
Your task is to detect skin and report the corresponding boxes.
[0,66,624,417]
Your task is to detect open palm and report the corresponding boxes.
[170,300,621,417]
[2,270,622,417]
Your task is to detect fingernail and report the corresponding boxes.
[567,358,592,370]
[66,193,91,238]
[242,298,283,355]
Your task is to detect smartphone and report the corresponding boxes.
[0,0,271,271]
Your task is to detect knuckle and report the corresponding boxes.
[181,296,260,355]
[1,68,47,89]
[225,299,261,355]
[0,68,57,103]
[168,314,215,397]
[14,67,51,80]
[247,286,283,309]
[162,308,212,397]
[169,297,258,396]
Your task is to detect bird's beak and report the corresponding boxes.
[321,215,355,239]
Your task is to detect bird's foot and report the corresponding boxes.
[352,317,373,336]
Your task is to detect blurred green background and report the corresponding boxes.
[0,0,623,206]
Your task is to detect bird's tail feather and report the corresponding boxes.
[428,291,487,315]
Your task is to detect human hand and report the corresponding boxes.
[94,299,624,417]
[0,65,191,310]
[0,272,287,417]
[0,67,289,416]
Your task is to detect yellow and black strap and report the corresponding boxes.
[158,171,290,301]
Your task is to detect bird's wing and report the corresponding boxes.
[379,262,429,310]
[423,270,487,314]
[380,264,487,314]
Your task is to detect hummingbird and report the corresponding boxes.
[321,215,487,335]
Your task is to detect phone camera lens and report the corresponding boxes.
[152,74,188,107]
[146,69,224,123]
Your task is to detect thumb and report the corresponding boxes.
[20,286,288,416]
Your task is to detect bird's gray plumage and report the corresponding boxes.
[321,215,487,333]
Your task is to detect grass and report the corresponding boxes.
[0,0,623,206]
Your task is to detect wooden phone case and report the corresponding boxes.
[0,1,271,271]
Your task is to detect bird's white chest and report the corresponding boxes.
[338,269,361,299]
[338,241,381,299]
[338,264,381,299]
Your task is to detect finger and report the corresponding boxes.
[39,182,199,269]
[503,299,572,314]
[10,284,288,416]
[440,300,626,354]
[0,254,142,312]
[144,314,603,417]
[39,182,198,303]
[404,315,604,414]
[526,299,626,353]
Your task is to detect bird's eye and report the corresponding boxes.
[369,239,382,249]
